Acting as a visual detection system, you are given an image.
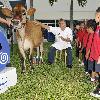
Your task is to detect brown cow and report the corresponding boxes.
[2,4,43,73]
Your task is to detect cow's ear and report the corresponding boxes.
[27,8,36,16]
[1,8,12,17]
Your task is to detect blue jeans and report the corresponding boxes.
[67,47,72,65]
[48,47,72,65]
[48,47,56,63]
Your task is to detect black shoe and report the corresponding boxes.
[67,65,72,69]
[47,61,52,65]
[90,85,100,97]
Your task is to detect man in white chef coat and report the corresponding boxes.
[34,18,73,68]
[48,19,73,68]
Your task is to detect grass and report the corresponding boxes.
[0,42,99,100]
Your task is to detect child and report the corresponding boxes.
[90,7,100,97]
[77,21,87,64]
[74,22,80,41]
[74,22,80,59]
[81,26,88,67]
[85,19,97,82]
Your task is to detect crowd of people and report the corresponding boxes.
[73,7,100,98]
[29,6,100,98]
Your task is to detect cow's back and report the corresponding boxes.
[25,20,43,47]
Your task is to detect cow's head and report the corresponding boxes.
[2,4,36,29]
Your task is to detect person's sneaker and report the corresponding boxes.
[91,78,96,82]
[90,86,100,97]
[78,59,81,62]
[85,72,90,76]
[85,72,89,75]
[90,76,99,83]
[67,65,72,69]
[47,61,52,65]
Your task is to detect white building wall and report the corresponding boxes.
[33,0,100,20]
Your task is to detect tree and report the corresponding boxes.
[49,0,87,30]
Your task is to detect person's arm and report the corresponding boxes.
[59,36,71,42]
[85,49,90,60]
[95,31,100,64]
[33,20,58,35]
[76,38,79,47]
[60,28,73,42]
[97,34,100,64]
[79,42,81,48]
[33,20,49,30]
[0,17,11,26]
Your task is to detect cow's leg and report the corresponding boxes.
[29,47,34,71]
[19,48,26,73]
[26,49,33,71]
[29,54,33,71]
[18,41,26,73]
[19,52,25,73]
[40,42,43,63]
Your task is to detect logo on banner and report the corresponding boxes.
[0,52,8,64]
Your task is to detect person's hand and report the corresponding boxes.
[79,45,81,49]
[59,36,63,39]
[97,56,100,64]
[7,20,11,27]
[97,60,100,64]
[59,36,65,41]
[59,36,71,42]
[79,49,82,53]
[85,50,90,60]
[85,54,88,60]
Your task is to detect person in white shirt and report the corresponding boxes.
[34,18,73,68]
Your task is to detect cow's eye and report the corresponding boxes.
[22,9,25,12]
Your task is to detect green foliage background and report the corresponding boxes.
[0,43,99,100]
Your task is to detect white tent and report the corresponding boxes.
[32,0,100,20]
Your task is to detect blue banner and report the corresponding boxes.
[0,30,10,71]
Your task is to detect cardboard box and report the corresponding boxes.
[0,67,17,94]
